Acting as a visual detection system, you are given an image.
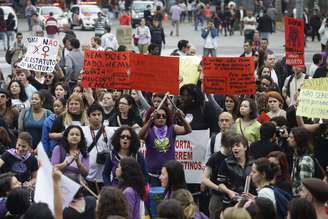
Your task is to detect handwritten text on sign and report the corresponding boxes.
[285,16,304,66]
[175,129,209,184]
[130,54,179,95]
[202,57,256,95]
[81,50,131,90]
[297,78,328,119]
[18,37,59,73]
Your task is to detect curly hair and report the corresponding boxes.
[61,125,87,158]
[96,187,130,219]
[111,126,140,156]
[118,157,146,199]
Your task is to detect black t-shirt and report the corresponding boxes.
[0,151,38,183]
[206,151,228,195]
[63,196,96,219]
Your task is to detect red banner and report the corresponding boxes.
[81,50,131,90]
[203,57,256,95]
[130,54,179,95]
[285,16,304,66]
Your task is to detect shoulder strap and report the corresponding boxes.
[87,126,105,153]
[286,75,294,97]
[59,145,67,163]
[210,135,216,155]
[239,119,245,138]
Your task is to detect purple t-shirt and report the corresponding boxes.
[145,125,176,172]
[123,187,141,219]
[51,145,89,182]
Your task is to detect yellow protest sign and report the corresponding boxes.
[303,78,328,91]
[179,56,201,87]
[297,78,328,119]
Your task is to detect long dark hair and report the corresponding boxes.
[61,125,87,158]
[8,80,28,102]
[238,98,258,120]
[290,127,311,156]
[118,157,146,199]
[253,158,280,181]
[163,160,186,193]
[111,126,140,156]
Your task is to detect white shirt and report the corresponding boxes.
[82,126,115,182]
[258,187,276,207]
[101,33,119,50]
[203,29,218,49]
[204,132,222,163]
[271,69,278,85]
[243,16,256,31]
[136,26,151,45]
[307,63,319,77]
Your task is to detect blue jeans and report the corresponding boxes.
[0,32,7,50]
[7,31,15,49]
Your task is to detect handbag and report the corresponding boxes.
[133,34,139,46]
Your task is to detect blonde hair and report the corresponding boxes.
[63,94,88,126]
[222,207,251,219]
[171,189,197,219]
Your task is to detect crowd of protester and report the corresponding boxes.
[0,0,328,219]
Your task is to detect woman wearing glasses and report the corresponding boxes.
[102,126,146,186]
[108,94,143,128]
[139,106,192,186]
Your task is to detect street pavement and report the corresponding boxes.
[0,17,322,78]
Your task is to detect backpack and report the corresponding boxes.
[286,74,309,97]
[266,186,292,219]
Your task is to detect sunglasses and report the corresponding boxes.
[120,135,131,140]
[156,114,167,119]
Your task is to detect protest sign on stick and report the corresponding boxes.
[179,56,202,87]
[18,37,59,73]
[285,16,304,66]
[34,143,80,214]
[175,129,209,184]
[130,54,179,95]
[81,50,131,90]
[116,26,133,50]
[202,57,256,95]
[297,78,328,119]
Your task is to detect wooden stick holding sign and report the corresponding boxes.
[79,177,98,199]
[156,92,169,111]
[167,95,179,111]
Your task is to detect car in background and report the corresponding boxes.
[37,6,69,30]
[68,4,109,30]
[131,0,155,28]
[0,5,18,31]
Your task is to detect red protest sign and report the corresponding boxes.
[130,54,179,95]
[81,50,131,89]
[202,57,256,95]
[285,16,304,66]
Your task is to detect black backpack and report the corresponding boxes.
[270,186,292,219]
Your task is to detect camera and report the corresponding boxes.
[96,151,109,164]
[276,125,287,137]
